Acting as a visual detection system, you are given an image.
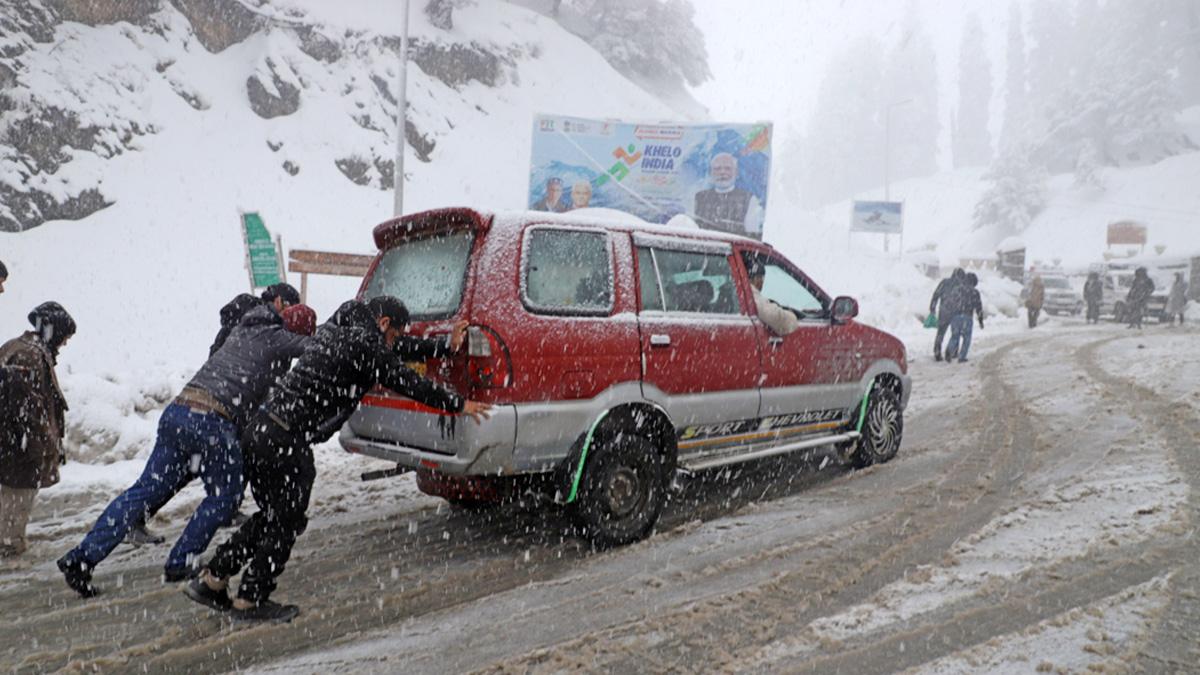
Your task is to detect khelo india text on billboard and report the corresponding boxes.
[528,114,773,238]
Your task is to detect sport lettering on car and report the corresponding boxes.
[678,408,845,448]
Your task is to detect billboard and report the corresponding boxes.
[529,114,772,238]
[1107,221,1147,246]
[850,200,903,234]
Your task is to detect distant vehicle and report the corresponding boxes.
[1107,262,1184,323]
[339,208,911,546]
[1040,275,1084,316]
[1020,273,1083,316]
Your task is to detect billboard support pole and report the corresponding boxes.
[393,0,410,218]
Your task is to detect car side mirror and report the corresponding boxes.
[831,296,859,323]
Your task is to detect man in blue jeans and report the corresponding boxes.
[946,273,985,363]
[56,304,314,597]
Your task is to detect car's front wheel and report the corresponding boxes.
[576,434,666,547]
[850,386,903,468]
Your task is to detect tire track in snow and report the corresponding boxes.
[477,337,1049,673]
[1076,333,1200,672]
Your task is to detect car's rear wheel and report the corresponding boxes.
[576,434,666,547]
[850,387,903,468]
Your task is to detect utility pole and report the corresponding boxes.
[393,0,411,218]
[883,98,913,254]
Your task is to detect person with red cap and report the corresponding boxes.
[57,303,316,597]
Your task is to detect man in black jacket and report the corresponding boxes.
[1125,267,1156,329]
[57,303,313,597]
[1083,272,1104,324]
[930,268,966,361]
[186,296,490,623]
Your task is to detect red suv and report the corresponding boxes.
[341,208,911,545]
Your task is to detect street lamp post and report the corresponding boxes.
[393,0,411,218]
[883,98,913,254]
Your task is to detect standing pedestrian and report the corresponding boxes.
[0,259,7,294]
[56,303,314,597]
[184,296,491,623]
[1165,272,1188,326]
[1025,274,1045,328]
[1125,267,1155,329]
[929,268,966,361]
[0,303,75,557]
[1083,272,1103,324]
[946,273,984,363]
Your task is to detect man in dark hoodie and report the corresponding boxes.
[929,268,966,361]
[1125,267,1155,329]
[57,302,315,597]
[1083,272,1104,324]
[185,296,491,623]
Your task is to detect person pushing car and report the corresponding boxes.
[185,296,491,623]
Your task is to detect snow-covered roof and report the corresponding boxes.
[996,236,1026,253]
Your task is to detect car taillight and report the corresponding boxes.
[467,325,511,388]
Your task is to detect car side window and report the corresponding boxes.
[759,259,825,315]
[637,246,664,312]
[523,228,613,315]
[648,248,741,315]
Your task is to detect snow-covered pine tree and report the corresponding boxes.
[1073,139,1104,190]
[953,11,992,168]
[972,143,1047,235]
[790,37,885,208]
[1027,0,1072,139]
[1172,0,1200,107]
[882,2,940,181]
[1000,1,1029,149]
[1037,0,1186,171]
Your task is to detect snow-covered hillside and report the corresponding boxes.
[0,0,675,374]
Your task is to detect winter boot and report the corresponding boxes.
[163,560,201,583]
[183,572,232,611]
[230,599,300,624]
[123,522,166,546]
[57,555,100,598]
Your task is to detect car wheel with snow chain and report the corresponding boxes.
[849,386,903,469]
[576,433,667,547]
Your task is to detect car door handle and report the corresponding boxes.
[650,334,671,347]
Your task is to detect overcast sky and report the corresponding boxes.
[690,0,1020,165]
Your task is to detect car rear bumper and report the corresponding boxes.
[340,403,519,476]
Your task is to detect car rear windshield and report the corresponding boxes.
[1043,277,1070,289]
[363,230,474,320]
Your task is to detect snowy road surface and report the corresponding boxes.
[2,322,1198,673]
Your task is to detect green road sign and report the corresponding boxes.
[241,212,283,289]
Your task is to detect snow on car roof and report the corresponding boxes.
[488,209,759,245]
